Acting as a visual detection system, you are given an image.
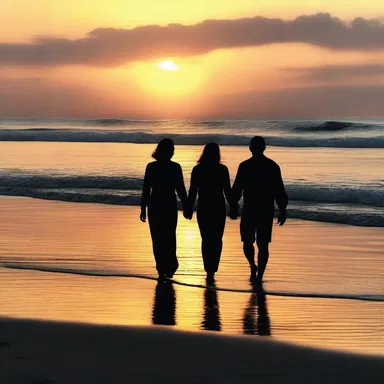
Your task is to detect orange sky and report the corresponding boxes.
[1,1,384,117]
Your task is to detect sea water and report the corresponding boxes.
[0,117,383,227]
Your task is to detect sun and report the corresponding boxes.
[130,58,205,98]
[158,60,180,71]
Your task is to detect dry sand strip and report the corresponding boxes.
[1,317,383,384]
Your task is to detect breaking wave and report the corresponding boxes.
[87,119,159,126]
[293,121,367,132]
[0,181,383,227]
[0,174,382,207]
[0,129,383,148]
[83,119,383,132]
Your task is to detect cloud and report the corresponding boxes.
[283,63,384,81]
[1,13,384,67]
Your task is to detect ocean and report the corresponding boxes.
[0,117,383,227]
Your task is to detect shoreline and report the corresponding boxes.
[3,263,383,302]
[1,317,383,383]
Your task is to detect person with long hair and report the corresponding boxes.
[188,143,231,282]
[140,138,189,281]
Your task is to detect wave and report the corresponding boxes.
[85,119,383,132]
[0,129,383,148]
[87,119,159,126]
[288,183,384,207]
[3,264,383,302]
[88,119,226,128]
[287,205,384,227]
[1,175,382,207]
[293,121,369,132]
[0,174,382,226]
[0,187,141,206]
[0,174,143,190]
[190,120,227,127]
[0,188,383,227]
[87,119,228,128]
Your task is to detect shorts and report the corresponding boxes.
[240,215,273,245]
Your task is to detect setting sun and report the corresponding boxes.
[131,59,205,98]
[158,60,180,71]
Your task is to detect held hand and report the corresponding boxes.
[183,206,193,220]
[140,207,147,222]
[183,210,193,220]
[228,204,239,220]
[277,210,286,226]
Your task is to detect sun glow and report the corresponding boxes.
[131,59,206,97]
[158,60,180,71]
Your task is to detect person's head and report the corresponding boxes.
[249,136,266,155]
[152,138,174,161]
[198,142,221,165]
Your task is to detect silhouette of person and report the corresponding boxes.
[242,284,271,336]
[230,136,288,284]
[188,143,231,282]
[201,285,222,331]
[140,138,189,280]
[152,281,176,326]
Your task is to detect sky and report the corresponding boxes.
[1,0,384,118]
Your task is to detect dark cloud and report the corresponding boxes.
[283,63,384,81]
[1,13,384,67]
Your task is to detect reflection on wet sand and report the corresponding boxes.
[200,282,270,336]
[243,285,271,336]
[201,284,222,331]
[152,281,176,326]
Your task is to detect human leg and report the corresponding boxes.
[240,218,258,282]
[242,241,255,268]
[255,221,273,283]
[163,208,178,278]
[198,208,225,279]
[148,205,178,279]
[256,242,269,283]
[148,213,167,278]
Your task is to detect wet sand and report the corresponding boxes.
[0,196,383,358]
[1,267,383,355]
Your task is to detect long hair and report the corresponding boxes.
[198,142,221,165]
[152,138,175,161]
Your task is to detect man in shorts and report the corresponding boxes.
[230,136,288,284]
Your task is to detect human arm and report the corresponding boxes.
[275,166,288,226]
[175,164,191,219]
[223,166,232,204]
[187,167,198,219]
[140,164,151,222]
[229,164,244,219]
